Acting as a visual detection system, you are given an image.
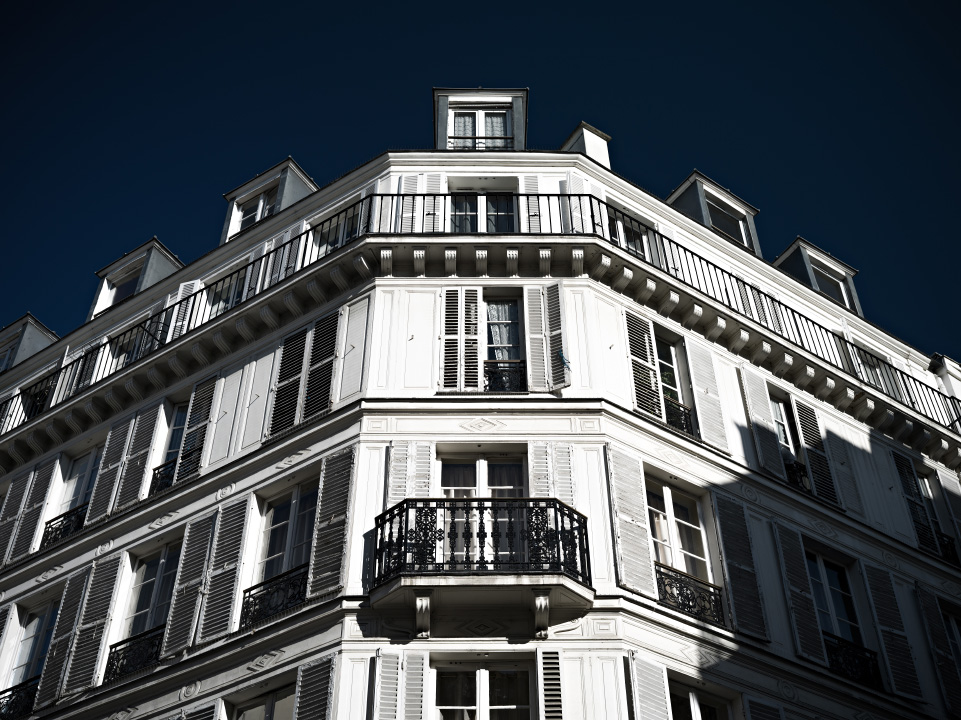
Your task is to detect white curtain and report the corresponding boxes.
[452,113,475,148]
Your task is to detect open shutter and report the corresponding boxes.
[463,288,481,391]
[85,416,134,523]
[410,442,432,498]
[625,311,663,419]
[304,312,339,420]
[606,445,655,597]
[245,242,269,300]
[114,403,162,510]
[63,553,122,693]
[739,367,785,479]
[197,497,249,642]
[404,651,428,720]
[772,521,826,664]
[552,443,574,506]
[824,422,864,517]
[937,468,961,542]
[793,400,840,506]
[242,346,275,449]
[209,364,245,465]
[387,440,433,506]
[916,583,961,713]
[713,493,768,639]
[374,650,402,720]
[861,563,922,698]
[563,174,590,233]
[161,513,216,656]
[545,285,568,390]
[423,173,443,232]
[35,566,90,707]
[168,281,202,341]
[294,654,337,720]
[744,698,784,720]
[439,287,482,391]
[270,327,309,437]
[339,298,369,400]
[308,448,355,597]
[386,441,409,507]
[359,182,376,236]
[180,706,218,720]
[525,287,549,392]
[9,455,57,561]
[687,340,728,451]
[537,649,563,720]
[399,175,420,233]
[625,651,669,720]
[176,376,217,481]
[0,470,30,561]
[891,451,939,554]
[529,441,551,497]
[440,288,460,390]
[523,176,541,233]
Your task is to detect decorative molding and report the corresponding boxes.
[258,305,280,329]
[246,650,286,673]
[589,254,610,281]
[35,565,63,583]
[444,247,457,277]
[727,329,749,355]
[104,388,126,413]
[506,248,519,277]
[330,267,350,292]
[123,378,145,403]
[539,247,552,277]
[413,247,426,277]
[740,485,760,504]
[834,386,856,411]
[636,278,656,304]
[107,708,138,720]
[809,519,838,539]
[353,255,373,280]
[658,291,679,317]
[149,511,179,530]
[750,340,771,366]
[212,330,232,356]
[216,483,236,500]
[682,304,702,330]
[533,589,550,639]
[276,448,312,469]
[459,417,507,433]
[283,291,303,318]
[793,365,816,390]
[704,316,726,342]
[190,342,211,368]
[96,540,114,556]
[611,267,632,293]
[772,353,794,378]
[777,679,798,701]
[414,590,432,638]
[852,395,875,422]
[380,248,393,277]
[64,410,86,435]
[475,247,488,277]
[167,354,188,379]
[815,376,835,400]
[881,550,899,569]
[571,248,585,277]
[680,644,723,666]
[25,431,46,456]
[146,366,168,391]
[306,278,327,304]
[179,681,201,701]
[552,618,584,637]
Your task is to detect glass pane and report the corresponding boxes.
[676,523,705,558]
[671,492,699,525]
[489,464,524,497]
[290,486,319,569]
[271,686,296,720]
[442,464,478,489]
[437,671,477,706]
[237,704,267,720]
[707,200,744,242]
[669,692,694,720]
[439,711,476,720]
[489,670,529,705]
[813,267,846,305]
[490,711,529,720]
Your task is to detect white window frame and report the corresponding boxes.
[120,540,182,639]
[447,106,512,150]
[436,454,528,498]
[254,480,319,584]
[703,190,751,247]
[9,600,59,688]
[646,477,713,583]
[238,185,279,232]
[811,262,852,309]
[804,551,863,645]
[430,661,534,720]
[668,682,732,720]
[58,447,102,516]
[233,684,296,720]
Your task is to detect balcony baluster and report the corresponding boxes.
[39,503,89,550]
[654,562,725,627]
[239,564,310,631]
[103,625,166,683]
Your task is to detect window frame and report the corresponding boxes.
[9,600,59,688]
[704,191,752,248]
[122,540,182,639]
[447,106,513,150]
[59,447,102,516]
[238,185,279,232]
[233,684,296,720]
[646,477,714,583]
[668,682,732,720]
[804,550,863,646]
[430,660,534,720]
[437,454,528,498]
[255,480,319,584]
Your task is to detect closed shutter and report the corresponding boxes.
[687,340,728,451]
[208,364,245,465]
[304,312,339,420]
[891,452,939,554]
[589,184,607,237]
[606,445,655,597]
[241,347,275,449]
[441,289,460,390]
[35,566,89,707]
[537,649,563,720]
[270,327,309,437]
[410,442,432,498]
[524,176,541,233]
[374,651,402,720]
[861,563,922,698]
[625,651,669,720]
[339,298,369,400]
[386,441,409,507]
[161,513,216,656]
[439,287,482,391]
[739,367,785,479]
[245,242,269,299]
[545,285,568,390]
[266,229,296,288]
[625,311,663,419]
[563,174,590,233]
[85,416,134,523]
[283,222,305,277]
[63,553,122,693]
[176,376,217,481]
[713,493,768,639]
[525,287,549,392]
[0,471,30,561]
[114,403,162,510]
[916,583,961,713]
[772,521,826,664]
[463,289,481,391]
[793,400,840,506]
[197,497,249,641]
[359,182,376,236]
[386,441,433,506]
[552,443,574,507]
[529,441,552,497]
[399,175,420,233]
[308,448,355,597]
[168,281,202,341]
[181,706,217,720]
[9,455,57,561]
[294,654,337,720]
[824,423,864,517]
[403,651,427,720]
[423,173,443,232]
[938,468,961,548]
[744,698,784,720]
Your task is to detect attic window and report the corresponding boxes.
[811,264,850,308]
[239,186,278,231]
[705,196,751,247]
[449,106,512,150]
[111,271,140,304]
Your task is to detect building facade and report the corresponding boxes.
[0,88,960,720]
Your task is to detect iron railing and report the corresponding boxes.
[447,136,515,150]
[0,676,39,720]
[784,461,812,495]
[1,193,958,441]
[148,458,177,496]
[239,563,309,631]
[654,563,725,627]
[822,632,884,691]
[39,503,89,550]
[664,396,696,437]
[935,530,961,567]
[103,625,165,683]
[373,497,591,588]
[484,360,527,392]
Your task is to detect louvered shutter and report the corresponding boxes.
[441,288,460,389]
[545,285,568,390]
[525,287,549,392]
[563,174,590,233]
[686,340,728,451]
[537,649,563,720]
[589,184,607,237]
[245,242,269,300]
[739,367,786,479]
[208,364,244,465]
[294,654,337,720]
[266,230,293,288]
[304,312,339,420]
[168,281,202,341]
[625,311,663,419]
[523,176,541,233]
[529,441,551,497]
[85,416,134,523]
[439,288,482,391]
[161,513,216,656]
[9,456,57,561]
[916,583,961,713]
[181,705,217,720]
[359,183,376,236]
[606,445,655,597]
[374,651,402,720]
[114,403,162,510]
[772,521,826,664]
[270,327,309,437]
[308,448,355,597]
[824,423,864,517]
[744,698,784,720]
[891,451,939,554]
[404,651,428,720]
[176,376,217,481]
[861,563,922,698]
[938,468,961,542]
[283,222,305,277]
[0,606,8,664]
[198,496,249,641]
[386,441,410,507]
[35,566,89,707]
[552,443,574,506]
[409,442,432,497]
[712,493,768,639]
[0,470,30,560]
[463,288,481,390]
[792,400,840,505]
[62,553,122,693]
[423,174,443,232]
[399,175,420,233]
[339,298,368,401]
[625,651,669,720]
[242,347,275,449]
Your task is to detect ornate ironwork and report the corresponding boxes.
[239,564,309,630]
[936,530,960,567]
[373,498,591,588]
[822,632,884,691]
[484,361,527,392]
[784,461,813,495]
[149,458,177,496]
[39,503,89,550]
[0,676,39,720]
[103,625,165,683]
[663,396,696,437]
[654,563,725,627]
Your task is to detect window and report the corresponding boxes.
[945,611,961,667]
[207,268,247,319]
[234,685,295,720]
[811,264,851,308]
[434,663,532,719]
[440,457,526,499]
[450,194,516,234]
[607,206,651,257]
[123,542,181,638]
[805,552,862,645]
[239,186,278,231]
[485,298,523,392]
[110,270,141,305]
[163,403,189,465]
[647,478,711,581]
[669,684,729,720]
[448,107,512,150]
[258,481,318,582]
[892,452,941,556]
[59,448,102,516]
[705,195,751,247]
[10,601,58,687]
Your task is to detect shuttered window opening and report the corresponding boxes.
[713,493,768,640]
[625,651,669,720]
[7,455,58,562]
[198,497,250,642]
[915,583,961,714]
[161,513,216,656]
[308,448,356,597]
[35,568,88,707]
[537,649,563,720]
[10,599,59,693]
[891,452,941,556]
[792,400,840,506]
[670,683,732,720]
[440,287,482,392]
[435,662,534,720]
[0,470,32,562]
[387,440,433,507]
[294,654,337,720]
[63,553,123,694]
[861,563,922,698]
[175,377,218,482]
[772,522,827,665]
[606,445,656,598]
[235,684,296,720]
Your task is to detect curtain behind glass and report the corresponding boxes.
[485,112,508,148]
[453,113,475,148]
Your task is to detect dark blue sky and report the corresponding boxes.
[2,2,958,361]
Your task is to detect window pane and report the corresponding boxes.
[290,486,318,568]
[437,670,477,706]
[488,464,524,497]
[237,704,267,720]
[442,464,478,489]
[272,686,296,720]
[452,113,476,149]
[452,195,478,233]
[707,200,744,243]
[669,692,694,720]
[813,267,846,306]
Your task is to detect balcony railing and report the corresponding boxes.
[0,676,39,720]
[239,563,309,631]
[373,497,591,588]
[103,625,165,683]
[39,503,88,550]
[148,458,177,496]
[822,632,884,691]
[447,136,515,150]
[784,460,812,495]
[654,563,725,627]
[484,360,527,392]
[664,396,696,437]
[2,193,958,442]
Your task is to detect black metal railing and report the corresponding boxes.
[784,461,812,495]
[822,632,884,691]
[39,503,89,550]
[484,360,527,392]
[936,530,961,567]
[654,563,725,627]
[2,192,958,440]
[148,458,177,496]
[664,397,696,437]
[0,676,39,720]
[447,136,515,150]
[373,497,591,588]
[102,625,165,683]
[239,564,309,631]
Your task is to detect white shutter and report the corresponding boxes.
[35,566,89,707]
[386,441,433,506]
[625,651,669,720]
[176,376,218,481]
[339,297,369,401]
[712,492,768,639]
[241,346,275,449]
[423,173,444,232]
[563,173,591,233]
[399,175,421,233]
[197,497,250,641]
[861,562,922,698]
[269,327,309,437]
[792,400,840,506]
[387,441,410,508]
[8,455,58,561]
[552,443,574,506]
[823,421,864,517]
[62,553,122,693]
[537,648,563,720]
[523,175,541,233]
[890,451,939,554]
[308,448,355,597]
[739,367,785,479]
[114,403,163,509]
[294,653,337,720]
[85,416,134,523]
[403,651,428,720]
[625,311,663,420]
[606,444,655,597]
[168,281,202,341]
[244,242,269,300]
[529,441,552,497]
[772,520,827,664]
[161,513,216,656]
[686,340,729,451]
[439,287,482,391]
[304,312,340,420]
[545,285,568,390]
[374,651,402,720]
[0,470,30,561]
[208,364,245,465]
[525,287,549,392]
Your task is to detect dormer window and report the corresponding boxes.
[449,107,512,150]
[239,186,278,231]
[772,237,863,317]
[811,263,851,308]
[109,268,141,306]
[705,193,752,248]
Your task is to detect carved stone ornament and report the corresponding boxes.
[881,551,899,569]
[777,679,798,701]
[96,539,114,555]
[35,565,63,583]
[107,708,138,720]
[179,681,201,701]
[740,485,760,503]
[149,511,180,530]
[216,483,236,500]
[246,650,286,673]
[809,519,838,539]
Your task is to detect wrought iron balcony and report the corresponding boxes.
[373,497,591,588]
[822,632,884,691]
[239,564,309,631]
[148,458,177,496]
[39,503,89,550]
[103,625,165,683]
[484,360,527,392]
[654,563,725,627]
[936,530,961,567]
[0,676,39,720]
[664,397,696,437]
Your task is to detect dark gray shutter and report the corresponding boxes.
[552,443,574,506]
[404,651,427,720]
[35,567,90,707]
[270,327,309,437]
[738,367,785,479]
[891,451,938,554]
[340,298,369,400]
[626,651,668,720]
[537,649,563,720]
[744,698,784,720]
[375,651,401,720]
[245,243,268,299]
[937,468,961,542]
[9,456,57,561]
[625,311,662,419]
[161,513,216,656]
[63,553,121,693]
[861,563,922,698]
[198,497,249,641]
[0,470,30,561]
[793,400,840,505]
[545,285,568,390]
[114,403,162,510]
[772,521,826,664]
[441,288,460,390]
[85,416,134,523]
[176,376,217,481]
[304,313,339,420]
[606,445,655,597]
[916,583,961,714]
[294,654,336,720]
[525,287,549,392]
[713,493,768,639]
[687,340,728,451]
[824,424,864,517]
[308,448,355,597]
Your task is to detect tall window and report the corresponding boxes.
[770,397,802,467]
[239,187,278,231]
[10,602,58,686]
[946,611,961,667]
[646,479,710,581]
[235,685,295,720]
[435,665,531,719]
[669,684,728,720]
[124,542,181,637]
[60,448,102,515]
[440,459,526,499]
[259,482,318,582]
[812,265,850,308]
[485,299,523,393]
[163,403,189,464]
[448,108,511,150]
[655,337,695,436]
[805,552,862,645]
